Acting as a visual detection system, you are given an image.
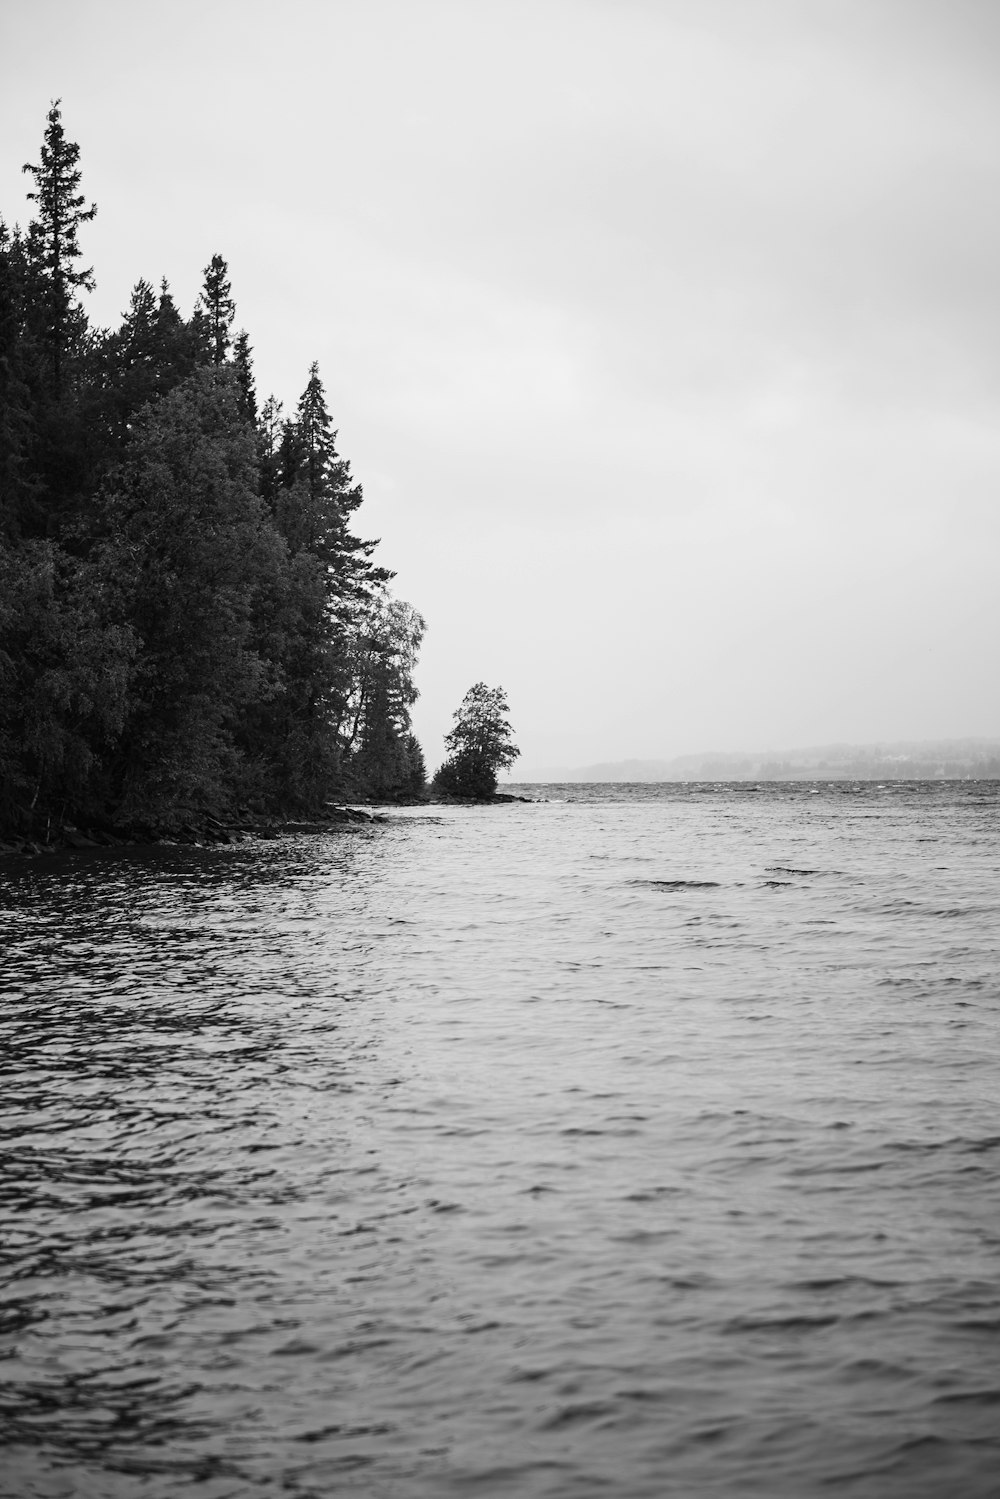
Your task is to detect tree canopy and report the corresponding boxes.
[434,683,520,799]
[0,102,427,837]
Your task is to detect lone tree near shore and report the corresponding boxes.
[434,683,519,799]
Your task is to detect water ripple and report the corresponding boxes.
[1,783,998,1495]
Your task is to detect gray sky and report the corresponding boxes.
[3,0,998,773]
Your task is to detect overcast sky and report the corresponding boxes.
[3,0,998,773]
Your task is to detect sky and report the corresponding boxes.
[2,0,998,775]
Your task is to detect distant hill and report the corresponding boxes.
[514,739,1000,783]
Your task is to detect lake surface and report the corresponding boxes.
[1,782,998,1497]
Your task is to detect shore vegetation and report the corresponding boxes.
[433,683,520,800]
[1,102,427,841]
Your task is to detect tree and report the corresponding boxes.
[343,591,426,798]
[152,278,199,387]
[232,330,257,424]
[0,222,37,537]
[197,253,235,365]
[434,683,519,799]
[276,362,381,583]
[21,99,96,394]
[240,545,345,811]
[97,366,284,819]
[0,104,423,833]
[258,364,393,795]
[100,279,160,450]
[0,537,135,829]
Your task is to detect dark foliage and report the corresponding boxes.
[1,104,426,837]
[433,683,519,799]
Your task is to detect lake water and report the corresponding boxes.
[1,782,998,1497]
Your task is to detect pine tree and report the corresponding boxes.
[102,279,159,449]
[277,361,388,592]
[197,253,235,366]
[153,278,198,386]
[0,223,37,538]
[262,363,393,800]
[258,394,283,510]
[98,366,284,819]
[21,100,96,395]
[0,537,135,830]
[1,105,427,830]
[232,330,258,424]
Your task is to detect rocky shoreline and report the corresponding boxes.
[0,794,532,858]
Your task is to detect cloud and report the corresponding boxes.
[3,0,999,763]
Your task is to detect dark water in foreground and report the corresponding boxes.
[1,781,998,1498]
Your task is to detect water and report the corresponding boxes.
[1,781,998,1497]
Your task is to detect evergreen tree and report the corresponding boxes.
[242,547,346,809]
[0,106,424,832]
[153,278,199,387]
[0,537,135,829]
[100,279,160,450]
[263,364,392,800]
[232,330,257,424]
[258,393,283,510]
[13,102,106,535]
[400,733,427,796]
[277,361,384,590]
[98,366,284,819]
[197,253,235,366]
[21,99,96,395]
[0,223,37,538]
[120,277,158,355]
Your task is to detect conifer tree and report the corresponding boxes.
[198,253,235,365]
[232,330,257,424]
[0,105,426,829]
[0,539,135,828]
[0,223,37,538]
[251,365,386,804]
[153,278,198,387]
[277,362,388,593]
[98,366,283,818]
[258,394,283,510]
[21,100,96,394]
[102,279,160,448]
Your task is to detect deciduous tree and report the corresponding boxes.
[434,683,519,799]
[344,591,426,798]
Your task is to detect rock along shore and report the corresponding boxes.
[0,794,532,858]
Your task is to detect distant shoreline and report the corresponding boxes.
[514,739,1000,784]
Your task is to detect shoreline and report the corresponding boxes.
[0,793,533,859]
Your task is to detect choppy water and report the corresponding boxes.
[1,781,998,1498]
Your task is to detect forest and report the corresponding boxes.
[0,102,428,841]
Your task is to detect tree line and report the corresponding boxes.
[0,101,427,836]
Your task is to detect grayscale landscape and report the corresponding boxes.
[1,3,998,1497]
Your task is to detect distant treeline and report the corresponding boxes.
[0,103,426,835]
[523,740,1000,783]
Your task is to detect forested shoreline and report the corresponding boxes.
[0,103,428,845]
